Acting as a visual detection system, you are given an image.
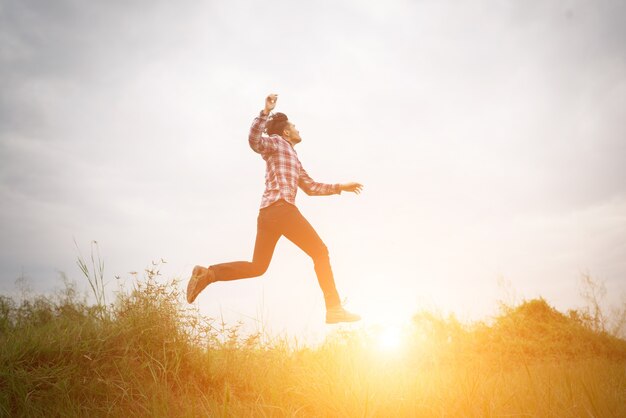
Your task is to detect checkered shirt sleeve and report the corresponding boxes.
[298,167,341,196]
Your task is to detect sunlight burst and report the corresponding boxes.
[377,324,403,351]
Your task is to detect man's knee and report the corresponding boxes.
[250,261,270,277]
[310,243,330,263]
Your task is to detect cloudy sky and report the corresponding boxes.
[1,0,624,340]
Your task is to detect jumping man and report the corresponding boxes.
[186,94,362,324]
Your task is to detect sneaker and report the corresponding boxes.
[186,265,215,303]
[326,306,361,324]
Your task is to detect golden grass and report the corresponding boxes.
[1,271,624,417]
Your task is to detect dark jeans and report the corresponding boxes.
[210,200,341,308]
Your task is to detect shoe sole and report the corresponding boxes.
[186,266,204,303]
[326,316,361,324]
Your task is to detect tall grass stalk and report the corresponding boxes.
[74,239,107,313]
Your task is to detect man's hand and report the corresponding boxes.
[263,93,278,116]
[340,182,364,195]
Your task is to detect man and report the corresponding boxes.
[186,93,362,324]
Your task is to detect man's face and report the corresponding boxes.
[284,122,301,145]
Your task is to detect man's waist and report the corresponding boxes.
[260,197,296,211]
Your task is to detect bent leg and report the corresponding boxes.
[210,212,280,281]
[281,207,341,308]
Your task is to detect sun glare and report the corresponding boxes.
[377,325,403,351]
[350,300,411,353]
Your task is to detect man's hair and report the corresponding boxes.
[265,112,289,136]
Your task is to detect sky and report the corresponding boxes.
[1,0,625,342]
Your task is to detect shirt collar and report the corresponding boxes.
[273,134,296,151]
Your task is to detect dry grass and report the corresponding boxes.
[1,262,624,417]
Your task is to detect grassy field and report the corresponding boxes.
[1,267,625,417]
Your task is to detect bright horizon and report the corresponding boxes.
[1,0,625,343]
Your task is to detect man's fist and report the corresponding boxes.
[263,94,278,115]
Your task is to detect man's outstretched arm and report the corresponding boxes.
[298,167,363,196]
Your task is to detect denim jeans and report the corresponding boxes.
[210,199,341,308]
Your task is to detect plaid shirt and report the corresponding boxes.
[248,112,341,209]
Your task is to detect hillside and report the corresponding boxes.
[1,274,625,417]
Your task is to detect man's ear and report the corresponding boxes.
[283,127,290,137]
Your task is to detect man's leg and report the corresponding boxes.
[280,205,360,323]
[209,207,281,281]
[187,207,281,303]
[279,205,342,309]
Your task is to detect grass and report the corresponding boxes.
[0,262,625,417]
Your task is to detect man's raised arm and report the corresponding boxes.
[248,94,278,154]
